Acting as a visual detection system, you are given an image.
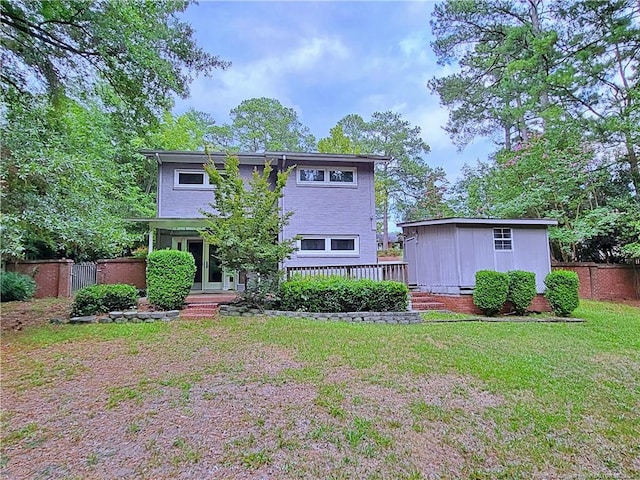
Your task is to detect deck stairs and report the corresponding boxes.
[410,292,447,311]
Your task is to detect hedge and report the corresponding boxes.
[507,270,537,315]
[1,271,36,302]
[279,276,409,313]
[146,249,196,310]
[473,270,509,316]
[544,270,579,316]
[71,284,138,316]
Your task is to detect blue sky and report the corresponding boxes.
[174,1,494,180]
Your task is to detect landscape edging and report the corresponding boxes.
[218,305,422,324]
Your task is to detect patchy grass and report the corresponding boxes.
[1,300,638,479]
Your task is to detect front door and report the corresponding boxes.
[172,238,235,291]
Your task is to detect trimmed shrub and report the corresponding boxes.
[146,249,196,310]
[279,276,409,312]
[507,270,537,315]
[544,270,579,316]
[1,271,36,302]
[473,270,509,316]
[71,284,138,316]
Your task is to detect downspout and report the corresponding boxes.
[149,152,162,254]
[280,154,287,275]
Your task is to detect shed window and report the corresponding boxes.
[493,228,512,251]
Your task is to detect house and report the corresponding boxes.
[139,150,388,292]
[398,218,558,294]
[376,232,403,251]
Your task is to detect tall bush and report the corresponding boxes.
[279,276,409,312]
[1,271,36,302]
[71,284,138,316]
[507,270,537,315]
[473,270,509,316]
[544,270,579,316]
[146,249,196,310]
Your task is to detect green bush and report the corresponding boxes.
[544,270,579,316]
[279,276,409,312]
[473,270,509,316]
[146,249,196,310]
[507,270,537,315]
[71,283,138,316]
[1,271,36,302]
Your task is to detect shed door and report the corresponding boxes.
[404,236,418,285]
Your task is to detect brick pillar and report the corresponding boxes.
[57,260,73,297]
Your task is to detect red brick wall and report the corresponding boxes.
[97,258,146,289]
[6,259,73,298]
[552,263,639,300]
[429,294,552,315]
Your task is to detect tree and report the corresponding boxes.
[318,125,361,154]
[327,112,433,248]
[1,95,154,261]
[1,0,228,125]
[201,155,298,305]
[209,98,316,152]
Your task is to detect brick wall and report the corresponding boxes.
[96,258,146,289]
[552,263,639,300]
[430,294,552,315]
[6,259,73,298]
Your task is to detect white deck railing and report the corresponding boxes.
[285,262,408,284]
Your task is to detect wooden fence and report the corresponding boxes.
[285,262,408,284]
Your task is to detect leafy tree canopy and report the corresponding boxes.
[1,0,229,125]
[208,97,316,152]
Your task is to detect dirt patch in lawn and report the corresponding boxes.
[0,319,508,480]
[1,298,72,332]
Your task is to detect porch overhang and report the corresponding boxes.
[127,217,209,229]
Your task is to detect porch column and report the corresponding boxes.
[148,227,155,254]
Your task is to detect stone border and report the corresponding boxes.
[218,305,422,324]
[67,310,180,325]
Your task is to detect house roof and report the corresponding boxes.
[397,217,558,228]
[140,149,390,165]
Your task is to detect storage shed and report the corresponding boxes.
[398,218,558,294]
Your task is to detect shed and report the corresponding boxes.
[398,218,558,294]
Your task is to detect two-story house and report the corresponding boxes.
[139,150,388,292]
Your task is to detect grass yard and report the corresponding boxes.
[1,300,639,479]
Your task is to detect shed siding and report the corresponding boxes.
[410,224,459,293]
[511,228,552,292]
[158,162,259,218]
[457,227,495,288]
[282,161,377,266]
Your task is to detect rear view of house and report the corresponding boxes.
[139,150,388,292]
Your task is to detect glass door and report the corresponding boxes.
[204,243,223,290]
[186,239,204,290]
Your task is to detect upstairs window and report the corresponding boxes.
[493,228,513,251]
[174,169,214,189]
[297,166,356,186]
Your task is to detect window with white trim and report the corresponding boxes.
[297,166,357,186]
[298,235,359,255]
[174,169,214,189]
[493,228,513,251]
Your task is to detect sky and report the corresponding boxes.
[174,0,495,180]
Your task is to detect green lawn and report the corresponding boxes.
[1,300,638,479]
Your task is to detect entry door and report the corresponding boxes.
[204,243,223,290]
[186,239,204,290]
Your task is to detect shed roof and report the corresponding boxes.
[140,149,390,165]
[397,217,558,228]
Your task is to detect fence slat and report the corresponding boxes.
[72,262,97,293]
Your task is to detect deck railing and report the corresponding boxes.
[285,262,408,284]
